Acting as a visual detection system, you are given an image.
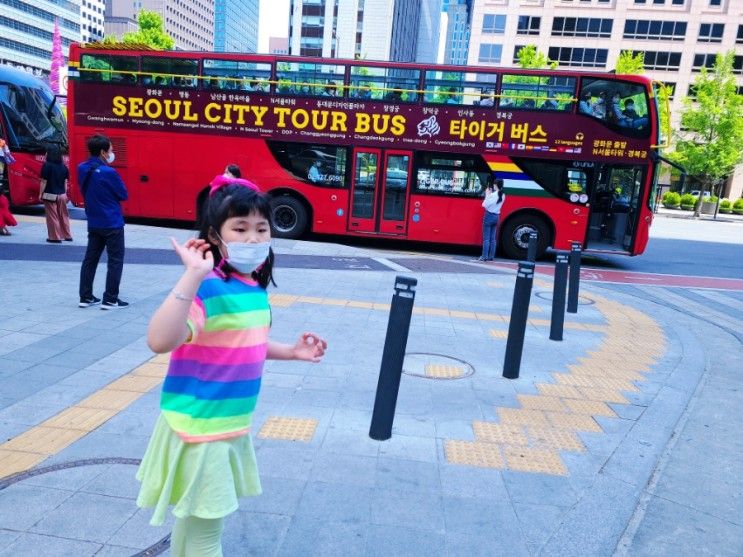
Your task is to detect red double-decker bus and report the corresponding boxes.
[0,65,68,206]
[67,44,668,258]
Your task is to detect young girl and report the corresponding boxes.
[136,184,327,556]
[478,178,505,261]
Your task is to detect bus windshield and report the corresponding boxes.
[0,82,67,151]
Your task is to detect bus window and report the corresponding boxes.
[349,66,420,102]
[414,153,490,196]
[266,141,348,188]
[513,158,591,204]
[500,74,576,111]
[579,79,650,138]
[80,54,138,84]
[141,57,198,87]
[424,71,464,105]
[203,59,271,92]
[276,62,346,97]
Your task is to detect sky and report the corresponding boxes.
[258,0,290,53]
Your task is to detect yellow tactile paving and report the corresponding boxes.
[517,395,568,413]
[526,427,585,452]
[444,440,505,469]
[131,362,169,378]
[3,427,83,455]
[503,446,568,476]
[472,422,528,446]
[545,412,602,432]
[497,408,550,428]
[78,389,143,411]
[536,384,584,399]
[489,329,508,339]
[561,398,616,418]
[0,450,47,479]
[577,387,629,404]
[425,364,466,379]
[257,417,318,442]
[42,407,118,431]
[106,374,164,393]
[487,281,506,288]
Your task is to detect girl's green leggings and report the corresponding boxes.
[170,516,225,557]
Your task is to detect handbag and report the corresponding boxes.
[41,192,59,202]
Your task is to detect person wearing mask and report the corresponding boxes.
[78,134,129,309]
[40,144,73,243]
[578,91,594,116]
[478,178,505,262]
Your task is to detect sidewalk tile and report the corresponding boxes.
[0,534,100,557]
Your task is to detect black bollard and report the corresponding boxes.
[369,276,418,441]
[526,232,538,262]
[503,261,535,380]
[567,242,581,314]
[550,251,569,341]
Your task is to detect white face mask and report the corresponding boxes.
[106,151,115,164]
[220,237,271,274]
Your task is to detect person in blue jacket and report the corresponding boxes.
[77,134,129,309]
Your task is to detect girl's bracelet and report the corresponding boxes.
[172,290,193,302]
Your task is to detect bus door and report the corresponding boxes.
[349,148,412,236]
[128,136,174,219]
[587,164,643,252]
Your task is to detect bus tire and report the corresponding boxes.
[270,195,308,239]
[500,214,551,260]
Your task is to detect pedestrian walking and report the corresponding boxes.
[478,178,505,261]
[40,144,73,243]
[0,136,17,236]
[78,134,129,309]
[136,184,327,556]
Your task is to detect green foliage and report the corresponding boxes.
[120,10,174,50]
[669,51,743,201]
[662,191,681,207]
[616,51,645,75]
[720,198,732,209]
[516,45,557,70]
[655,83,673,145]
[679,193,696,206]
[734,198,743,210]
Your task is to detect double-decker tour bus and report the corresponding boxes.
[0,65,68,206]
[67,44,669,258]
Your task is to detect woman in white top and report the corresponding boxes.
[479,178,505,261]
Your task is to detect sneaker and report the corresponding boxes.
[79,296,101,308]
[101,299,129,310]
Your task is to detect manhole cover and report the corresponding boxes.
[403,353,475,380]
[535,291,595,305]
[0,458,169,556]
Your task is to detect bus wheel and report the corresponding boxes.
[270,196,308,239]
[501,215,551,260]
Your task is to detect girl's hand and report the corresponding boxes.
[292,332,328,362]
[171,237,214,276]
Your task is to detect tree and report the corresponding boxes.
[670,51,743,216]
[615,51,645,75]
[104,10,174,50]
[515,45,557,70]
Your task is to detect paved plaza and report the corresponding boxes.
[0,214,741,556]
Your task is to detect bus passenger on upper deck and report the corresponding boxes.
[479,91,494,107]
[355,84,372,99]
[445,87,459,104]
[578,91,594,116]
[521,98,536,109]
[610,93,648,129]
[541,93,558,110]
[323,82,338,97]
[592,91,607,119]
[385,89,403,102]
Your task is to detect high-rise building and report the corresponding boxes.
[81,0,106,43]
[0,0,81,76]
[106,0,215,51]
[466,0,743,197]
[215,0,259,53]
[288,0,441,63]
[442,0,471,65]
